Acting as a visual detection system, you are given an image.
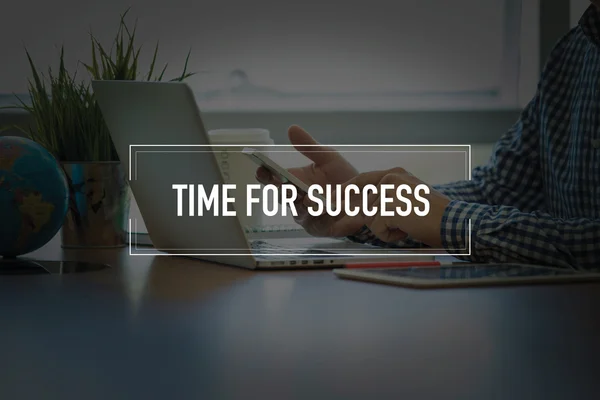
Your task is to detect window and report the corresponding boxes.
[0,0,546,234]
[1,0,538,110]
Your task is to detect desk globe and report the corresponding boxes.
[0,136,69,258]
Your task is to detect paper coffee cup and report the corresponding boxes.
[208,129,274,227]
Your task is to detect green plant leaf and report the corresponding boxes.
[10,7,195,162]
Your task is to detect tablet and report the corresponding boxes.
[333,264,600,288]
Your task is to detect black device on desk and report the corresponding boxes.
[333,263,600,288]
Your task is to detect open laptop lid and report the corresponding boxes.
[92,81,254,263]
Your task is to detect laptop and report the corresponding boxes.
[92,81,435,269]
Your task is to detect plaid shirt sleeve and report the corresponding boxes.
[347,92,544,249]
[441,200,600,270]
[346,73,600,270]
[346,13,600,270]
[434,87,544,210]
[436,35,600,270]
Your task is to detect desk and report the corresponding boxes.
[1,236,600,400]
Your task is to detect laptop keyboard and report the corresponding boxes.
[251,240,345,257]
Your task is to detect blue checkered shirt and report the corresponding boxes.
[349,5,600,270]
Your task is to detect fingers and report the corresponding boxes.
[327,214,368,238]
[291,191,347,237]
[369,214,409,243]
[287,166,306,181]
[255,164,308,187]
[292,192,308,221]
[341,168,408,190]
[336,170,399,209]
[255,166,272,185]
[292,193,320,227]
[255,166,282,186]
[288,125,340,165]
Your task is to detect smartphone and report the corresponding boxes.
[242,147,312,193]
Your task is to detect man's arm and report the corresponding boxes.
[433,94,543,212]
[345,88,600,268]
[347,92,544,248]
[442,201,600,270]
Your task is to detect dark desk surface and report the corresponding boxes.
[1,236,600,400]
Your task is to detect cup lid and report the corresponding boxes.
[208,128,272,144]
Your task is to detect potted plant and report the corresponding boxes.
[3,10,193,248]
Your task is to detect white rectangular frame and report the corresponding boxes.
[128,144,473,257]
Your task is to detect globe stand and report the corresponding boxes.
[0,256,110,275]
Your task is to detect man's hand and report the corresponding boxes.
[329,168,452,247]
[255,125,359,236]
